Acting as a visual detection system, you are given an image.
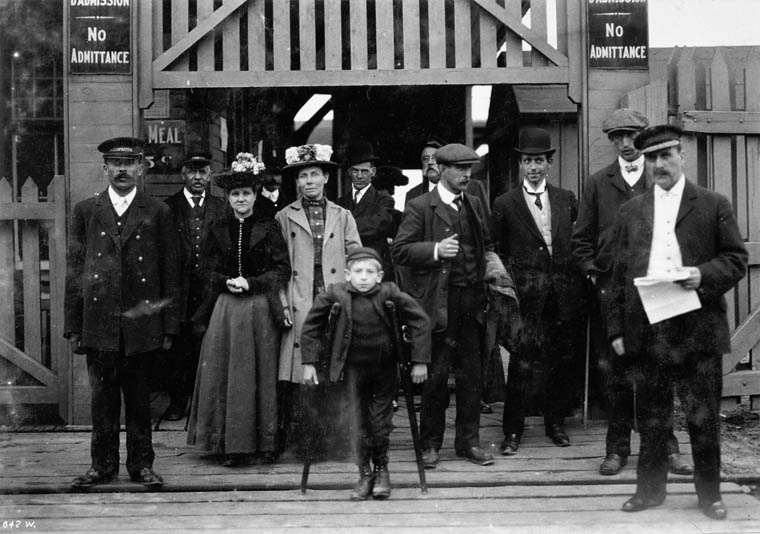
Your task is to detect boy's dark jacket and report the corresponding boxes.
[301,281,432,384]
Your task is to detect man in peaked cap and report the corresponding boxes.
[336,141,396,277]
[492,128,586,455]
[608,124,746,519]
[571,109,692,477]
[65,137,180,489]
[393,143,516,468]
[161,150,227,421]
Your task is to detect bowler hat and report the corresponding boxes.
[434,143,480,166]
[282,144,338,175]
[346,246,382,265]
[98,137,145,160]
[182,150,212,168]
[346,140,380,167]
[603,109,649,134]
[634,124,683,154]
[423,137,446,150]
[515,128,555,156]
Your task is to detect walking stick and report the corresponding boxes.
[300,302,341,494]
[583,312,591,428]
[385,301,428,494]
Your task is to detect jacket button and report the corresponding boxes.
[292,307,297,312]
[138,256,143,261]
[291,232,296,237]
[145,300,150,304]
[100,231,106,237]
[94,274,99,279]
[294,342,300,348]
[136,235,141,240]
[97,253,102,257]
[331,268,336,274]
[539,246,544,250]
[141,278,146,283]
[329,233,334,238]
[92,297,98,302]
[293,270,298,276]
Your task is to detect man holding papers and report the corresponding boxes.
[607,125,747,520]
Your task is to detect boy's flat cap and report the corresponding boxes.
[346,247,383,264]
[603,108,649,134]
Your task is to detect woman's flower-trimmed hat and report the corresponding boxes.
[215,152,266,191]
[282,144,338,175]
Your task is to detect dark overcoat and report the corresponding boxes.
[64,189,181,356]
[571,161,648,276]
[336,184,395,273]
[607,179,748,358]
[300,281,432,384]
[164,190,228,319]
[391,188,511,333]
[491,184,586,321]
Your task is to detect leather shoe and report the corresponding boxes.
[162,401,185,421]
[349,465,374,501]
[599,453,627,475]
[500,434,520,456]
[421,448,439,469]
[699,499,728,520]
[372,465,391,499]
[546,424,570,447]
[70,467,116,489]
[621,492,666,512]
[130,467,164,489]
[455,446,494,466]
[668,453,693,475]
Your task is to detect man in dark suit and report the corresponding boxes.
[162,151,227,421]
[572,109,691,476]
[608,125,747,519]
[65,137,180,489]
[492,128,586,455]
[336,141,396,275]
[255,167,290,218]
[404,139,490,215]
[392,143,516,468]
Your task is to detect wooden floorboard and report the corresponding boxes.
[0,399,758,533]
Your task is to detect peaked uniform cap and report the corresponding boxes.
[603,108,649,134]
[634,124,683,154]
[98,137,145,160]
[182,150,213,168]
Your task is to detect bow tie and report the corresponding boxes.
[625,164,638,173]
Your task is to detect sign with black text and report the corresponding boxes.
[587,0,648,69]
[144,120,186,174]
[69,0,131,74]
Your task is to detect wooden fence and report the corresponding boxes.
[625,47,760,410]
[0,175,68,423]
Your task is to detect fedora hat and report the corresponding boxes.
[345,140,380,167]
[515,128,556,156]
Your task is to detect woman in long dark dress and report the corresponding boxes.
[187,154,291,466]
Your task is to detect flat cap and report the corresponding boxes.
[182,150,212,168]
[98,137,145,159]
[603,108,649,134]
[633,124,683,154]
[434,143,480,165]
[346,246,382,265]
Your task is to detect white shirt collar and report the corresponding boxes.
[427,180,436,192]
[618,155,644,172]
[183,188,206,206]
[522,178,547,194]
[261,188,279,202]
[654,174,686,198]
[108,186,136,210]
[353,184,371,203]
[436,182,460,207]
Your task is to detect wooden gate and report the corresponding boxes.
[0,175,68,423]
[137,0,583,99]
[624,47,760,410]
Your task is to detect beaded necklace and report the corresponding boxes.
[236,218,244,277]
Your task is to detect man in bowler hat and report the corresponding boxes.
[572,109,692,476]
[162,150,227,421]
[393,143,516,468]
[492,128,586,455]
[65,137,180,489]
[609,125,746,520]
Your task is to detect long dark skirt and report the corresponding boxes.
[187,292,279,455]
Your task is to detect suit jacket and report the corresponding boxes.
[164,190,228,320]
[300,281,432,384]
[275,199,362,383]
[254,190,292,219]
[336,185,395,273]
[392,188,512,333]
[491,184,586,321]
[571,160,648,277]
[607,179,747,358]
[405,178,490,216]
[64,189,181,356]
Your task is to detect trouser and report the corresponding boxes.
[634,344,722,503]
[343,362,397,466]
[420,285,484,452]
[166,320,202,404]
[502,291,583,437]
[86,347,155,478]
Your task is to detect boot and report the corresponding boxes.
[372,464,391,499]
[349,464,374,501]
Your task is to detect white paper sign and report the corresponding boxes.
[634,271,702,324]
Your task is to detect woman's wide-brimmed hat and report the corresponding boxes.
[214,152,266,191]
[282,144,338,175]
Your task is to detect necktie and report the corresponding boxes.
[625,164,638,172]
[452,195,463,211]
[353,189,360,206]
[524,187,543,210]
[191,195,202,207]
[114,197,128,216]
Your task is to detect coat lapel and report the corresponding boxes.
[119,191,147,242]
[430,188,452,228]
[353,186,375,216]
[285,201,312,235]
[248,219,268,249]
[93,189,120,243]
[676,179,697,226]
[511,188,544,242]
[547,184,561,239]
[324,201,341,241]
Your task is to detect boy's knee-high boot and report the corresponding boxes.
[372,461,391,499]
[349,462,374,501]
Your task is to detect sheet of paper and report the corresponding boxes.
[634,273,701,324]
